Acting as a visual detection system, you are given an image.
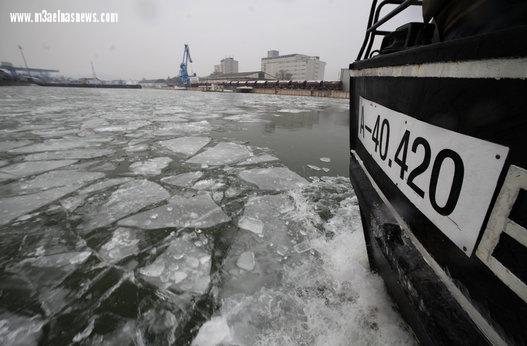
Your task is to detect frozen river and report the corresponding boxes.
[0,87,414,345]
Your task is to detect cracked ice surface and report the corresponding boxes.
[238,167,308,191]
[23,148,115,161]
[99,228,139,263]
[0,160,78,182]
[160,171,203,187]
[130,157,172,176]
[82,180,169,231]
[0,170,104,196]
[137,233,211,294]
[119,192,230,229]
[187,142,252,166]
[159,136,210,156]
[8,138,106,154]
[0,313,45,346]
[237,154,279,166]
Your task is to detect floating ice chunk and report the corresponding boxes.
[72,319,95,342]
[79,177,133,195]
[0,313,44,346]
[307,164,321,171]
[130,157,172,176]
[212,191,223,203]
[154,121,211,136]
[23,148,114,161]
[236,251,256,271]
[160,171,203,187]
[118,192,230,229]
[187,142,252,166]
[159,137,210,156]
[237,154,279,166]
[94,120,150,132]
[82,180,169,231]
[278,109,305,113]
[320,157,331,163]
[238,167,307,191]
[137,233,211,294]
[23,250,92,268]
[237,195,294,237]
[1,170,104,196]
[322,167,330,173]
[293,240,312,253]
[192,316,232,346]
[0,185,89,226]
[0,140,32,152]
[224,187,241,198]
[60,195,86,211]
[9,139,102,154]
[0,160,77,181]
[192,179,224,191]
[238,216,264,236]
[81,118,109,129]
[99,228,139,263]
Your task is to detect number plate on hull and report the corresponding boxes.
[358,97,509,255]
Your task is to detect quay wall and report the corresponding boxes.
[188,87,349,99]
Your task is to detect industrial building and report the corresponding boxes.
[219,57,239,74]
[261,51,326,81]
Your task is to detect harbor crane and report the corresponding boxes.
[178,44,193,87]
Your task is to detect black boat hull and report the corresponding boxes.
[349,26,527,345]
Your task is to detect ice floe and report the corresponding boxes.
[307,164,322,171]
[236,251,256,271]
[160,171,203,187]
[0,313,44,346]
[159,137,210,156]
[137,233,211,294]
[0,140,32,151]
[130,157,172,176]
[238,167,307,191]
[94,120,150,132]
[0,160,77,181]
[118,192,229,229]
[187,142,252,166]
[23,148,114,161]
[82,180,169,231]
[99,228,140,263]
[0,170,104,196]
[236,154,279,166]
[8,139,103,154]
[319,157,331,163]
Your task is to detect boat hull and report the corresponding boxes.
[349,26,527,345]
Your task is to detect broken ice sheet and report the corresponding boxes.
[236,251,256,271]
[0,140,32,152]
[23,148,114,161]
[307,164,321,171]
[0,170,104,196]
[160,171,203,188]
[187,142,252,166]
[0,184,93,226]
[78,177,133,195]
[236,154,279,166]
[0,160,78,182]
[99,228,139,263]
[81,180,169,231]
[237,194,294,237]
[118,192,230,229]
[0,313,44,346]
[159,136,210,156]
[130,157,172,176]
[238,167,307,191]
[137,233,211,294]
[94,120,150,132]
[8,138,104,154]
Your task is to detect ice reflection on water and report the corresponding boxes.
[0,87,414,345]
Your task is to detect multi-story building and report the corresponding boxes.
[261,51,326,81]
[220,57,239,75]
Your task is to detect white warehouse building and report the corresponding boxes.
[261,50,326,81]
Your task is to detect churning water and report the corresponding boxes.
[0,87,415,345]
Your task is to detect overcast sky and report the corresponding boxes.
[1,0,421,80]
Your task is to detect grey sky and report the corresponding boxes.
[1,0,421,80]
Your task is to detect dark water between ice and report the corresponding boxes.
[0,87,414,345]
